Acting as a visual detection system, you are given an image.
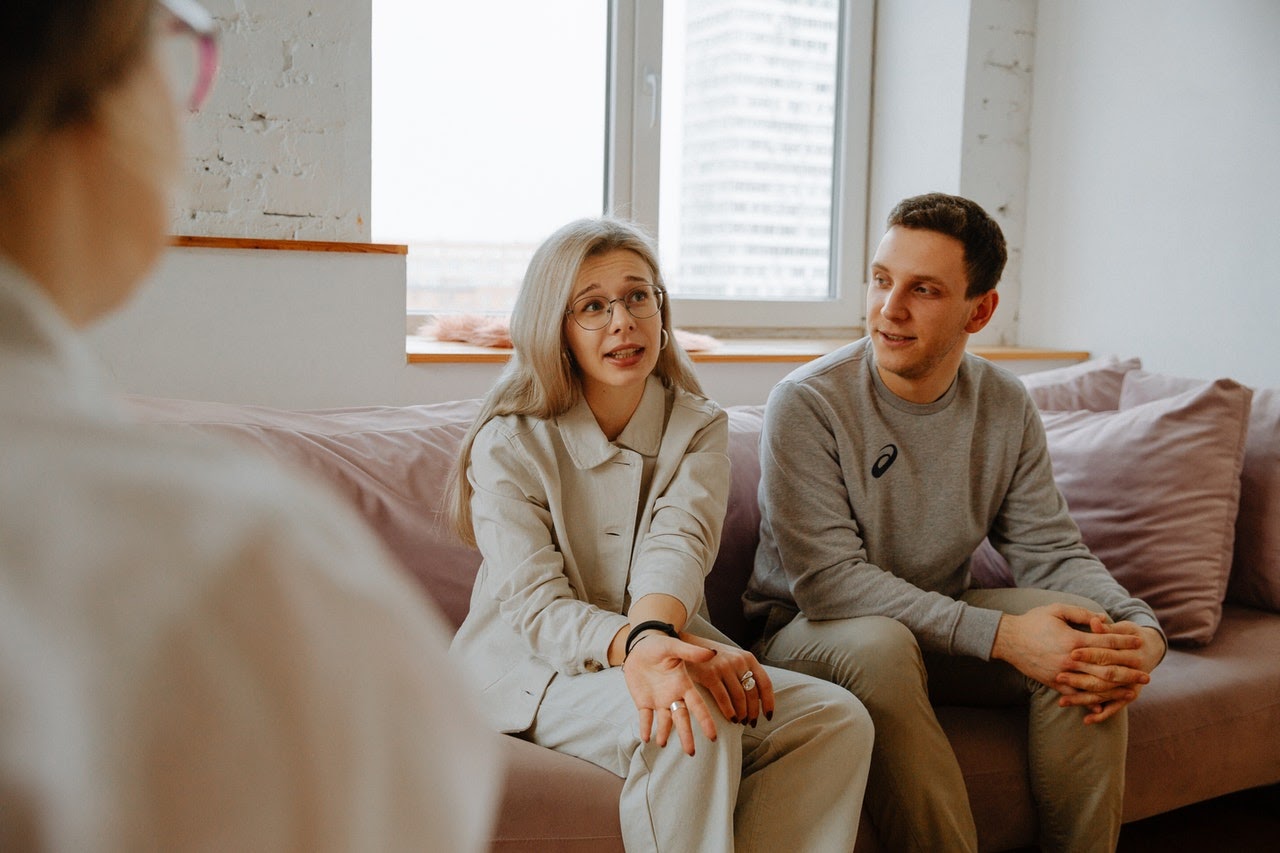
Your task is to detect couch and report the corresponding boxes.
[128,357,1280,852]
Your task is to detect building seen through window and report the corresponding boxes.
[373,0,844,318]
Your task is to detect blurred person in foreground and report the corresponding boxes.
[0,2,500,849]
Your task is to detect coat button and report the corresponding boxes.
[584,659,604,672]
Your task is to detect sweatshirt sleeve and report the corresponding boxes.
[989,400,1166,639]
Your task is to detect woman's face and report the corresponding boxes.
[563,248,663,415]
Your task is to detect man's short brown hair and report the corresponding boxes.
[887,193,1008,298]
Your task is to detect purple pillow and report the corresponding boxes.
[1121,372,1280,614]
[1038,379,1252,645]
[1020,356,1142,412]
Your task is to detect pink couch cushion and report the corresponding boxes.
[1037,379,1252,645]
[128,396,486,630]
[128,397,772,640]
[1020,356,1142,411]
[1120,372,1280,614]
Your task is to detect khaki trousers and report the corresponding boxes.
[757,588,1126,853]
[526,628,873,853]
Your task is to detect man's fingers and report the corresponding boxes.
[1072,631,1142,653]
[1084,698,1132,725]
[1062,658,1151,687]
[1052,604,1107,626]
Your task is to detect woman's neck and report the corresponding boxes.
[584,382,646,441]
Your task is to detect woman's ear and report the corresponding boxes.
[964,289,999,334]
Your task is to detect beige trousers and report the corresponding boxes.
[526,633,873,853]
[757,588,1127,853]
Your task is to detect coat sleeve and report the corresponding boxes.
[627,405,730,620]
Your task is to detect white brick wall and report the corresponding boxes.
[961,0,1037,346]
[169,0,371,241]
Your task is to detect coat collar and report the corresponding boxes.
[557,374,667,469]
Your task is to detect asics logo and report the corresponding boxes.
[872,444,898,479]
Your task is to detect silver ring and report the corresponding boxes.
[739,670,757,692]
[670,701,686,713]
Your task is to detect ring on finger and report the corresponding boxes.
[739,670,756,692]
[670,701,686,713]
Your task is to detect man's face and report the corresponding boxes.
[866,225,997,403]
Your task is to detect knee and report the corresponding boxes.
[784,678,876,755]
[854,616,918,654]
[832,690,875,754]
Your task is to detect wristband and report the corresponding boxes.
[625,620,678,658]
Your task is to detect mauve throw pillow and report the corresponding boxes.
[1020,356,1142,412]
[1121,372,1280,614]
[1039,379,1252,645]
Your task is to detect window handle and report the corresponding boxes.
[643,67,660,128]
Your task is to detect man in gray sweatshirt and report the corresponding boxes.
[744,193,1166,853]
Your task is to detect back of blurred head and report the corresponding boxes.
[0,1,151,167]
[0,0,180,326]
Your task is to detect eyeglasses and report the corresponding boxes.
[565,285,665,330]
[157,0,220,112]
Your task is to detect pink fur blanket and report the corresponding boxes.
[420,314,720,352]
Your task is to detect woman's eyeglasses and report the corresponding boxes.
[157,0,220,112]
[566,285,665,331]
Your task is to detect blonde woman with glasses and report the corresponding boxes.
[449,217,872,852]
[0,2,499,849]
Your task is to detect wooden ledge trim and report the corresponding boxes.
[169,235,408,255]
[407,337,1089,366]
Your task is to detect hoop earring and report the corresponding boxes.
[660,328,669,351]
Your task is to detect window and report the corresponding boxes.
[375,0,873,330]
[371,1,607,314]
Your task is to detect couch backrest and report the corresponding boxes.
[129,396,769,643]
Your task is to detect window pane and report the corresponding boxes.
[373,1,607,314]
[659,0,841,300]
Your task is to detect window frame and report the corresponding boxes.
[606,0,874,331]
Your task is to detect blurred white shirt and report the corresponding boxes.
[0,258,501,851]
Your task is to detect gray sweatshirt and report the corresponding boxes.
[744,338,1161,660]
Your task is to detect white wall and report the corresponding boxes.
[867,0,1038,346]
[1021,0,1280,388]
[88,247,802,408]
[174,0,370,240]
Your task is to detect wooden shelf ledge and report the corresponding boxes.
[169,235,407,255]
[407,336,1088,366]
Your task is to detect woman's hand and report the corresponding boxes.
[679,634,775,728]
[621,635,718,755]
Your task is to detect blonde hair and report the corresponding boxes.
[448,216,704,545]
